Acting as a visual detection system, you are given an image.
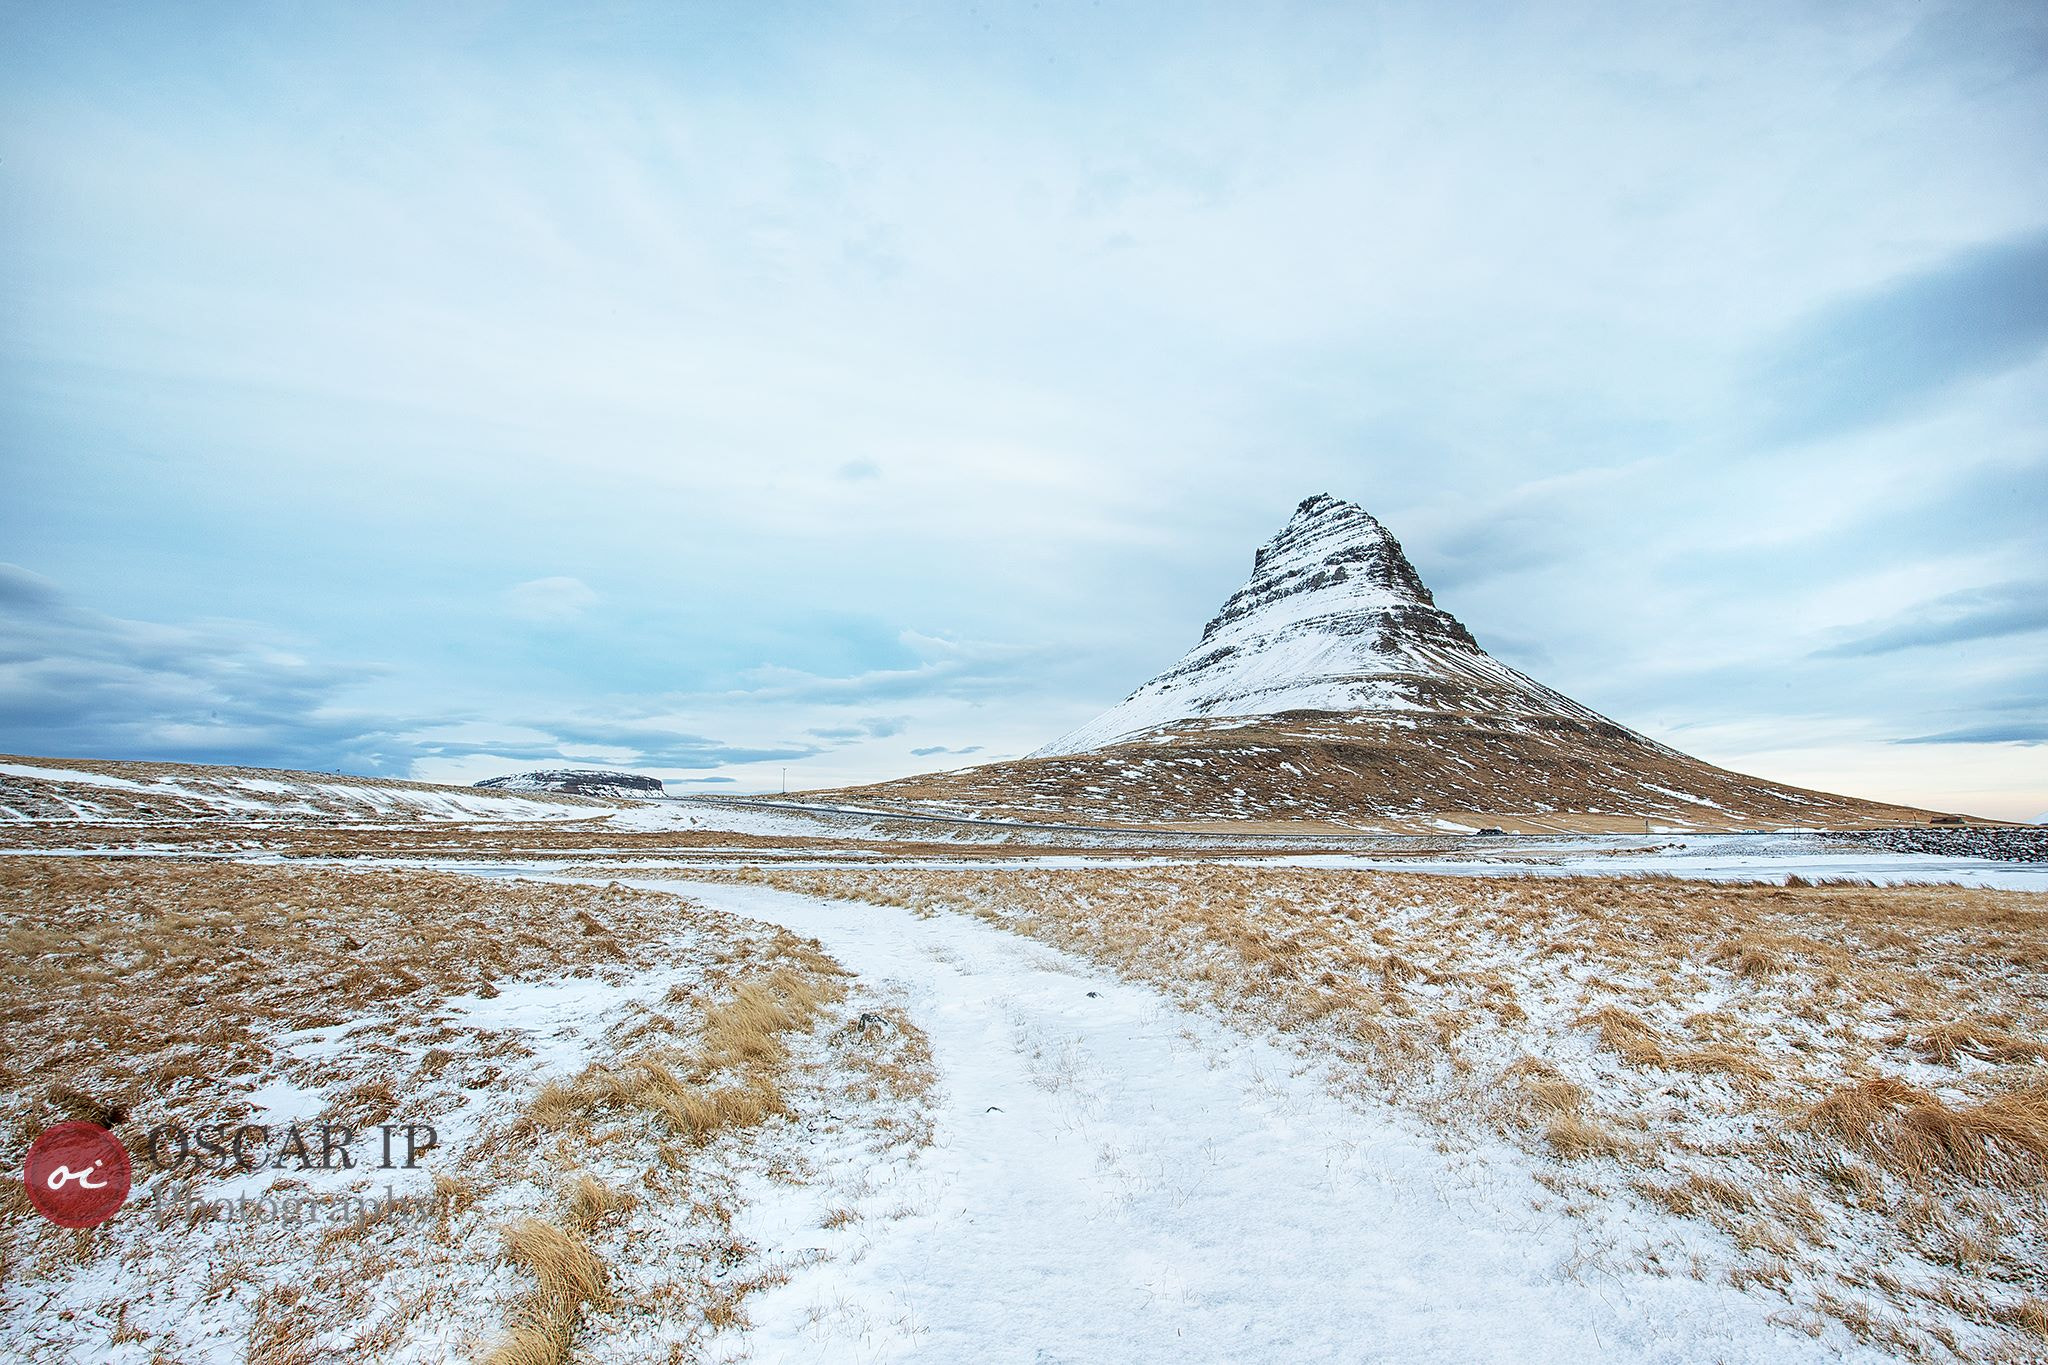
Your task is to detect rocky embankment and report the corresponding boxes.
[1830,826,2048,863]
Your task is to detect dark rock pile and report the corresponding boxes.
[1830,826,2048,864]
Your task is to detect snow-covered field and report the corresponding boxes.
[614,877,1885,1363]
[673,858,2048,1361]
[4,761,2045,1362]
[0,859,934,1363]
[1250,845,2048,893]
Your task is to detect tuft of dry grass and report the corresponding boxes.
[1897,1021,2048,1068]
[1994,1297,2048,1340]
[564,1175,637,1234]
[699,968,846,1071]
[501,1217,610,1308]
[484,1311,574,1365]
[1575,1006,1768,1080]
[1495,1057,1629,1159]
[1804,1078,2048,1189]
[1543,1108,1633,1161]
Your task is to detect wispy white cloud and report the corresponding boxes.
[503,577,599,623]
[1817,581,2048,658]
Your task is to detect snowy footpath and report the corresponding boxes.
[584,876,1879,1365]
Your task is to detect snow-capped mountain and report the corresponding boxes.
[824,495,1961,832]
[1034,493,1625,757]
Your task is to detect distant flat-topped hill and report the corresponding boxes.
[476,768,668,800]
[0,754,615,823]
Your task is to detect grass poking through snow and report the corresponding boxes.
[698,862,2048,1361]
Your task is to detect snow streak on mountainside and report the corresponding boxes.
[1034,494,1630,758]
[824,496,1969,832]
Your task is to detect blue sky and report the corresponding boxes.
[2,0,2044,818]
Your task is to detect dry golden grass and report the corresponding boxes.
[485,1219,612,1365]
[1575,1006,1769,1080]
[0,855,935,1364]
[504,1217,611,1307]
[1494,1057,1631,1160]
[484,1312,575,1365]
[479,943,930,1361]
[1898,1021,2048,1067]
[564,1175,637,1234]
[1995,1296,2048,1339]
[522,961,845,1155]
[1804,1077,2048,1188]
[0,857,710,1153]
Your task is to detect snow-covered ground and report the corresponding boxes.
[426,841,2048,893]
[5,769,2040,1361]
[1241,848,2048,893]
[601,797,884,839]
[12,960,696,1363]
[0,760,614,824]
[518,874,1886,1364]
[0,862,934,1364]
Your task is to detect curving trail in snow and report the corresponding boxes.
[604,877,1880,1365]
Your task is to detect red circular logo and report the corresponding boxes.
[24,1122,131,1228]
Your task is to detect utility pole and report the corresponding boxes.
[781,767,787,795]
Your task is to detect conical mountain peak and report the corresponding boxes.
[837,492,1946,831]
[1200,495,1465,647]
[1031,496,1515,757]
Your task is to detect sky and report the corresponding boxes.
[1,0,2044,820]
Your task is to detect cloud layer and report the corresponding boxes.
[1,1,2043,816]
[0,564,387,771]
